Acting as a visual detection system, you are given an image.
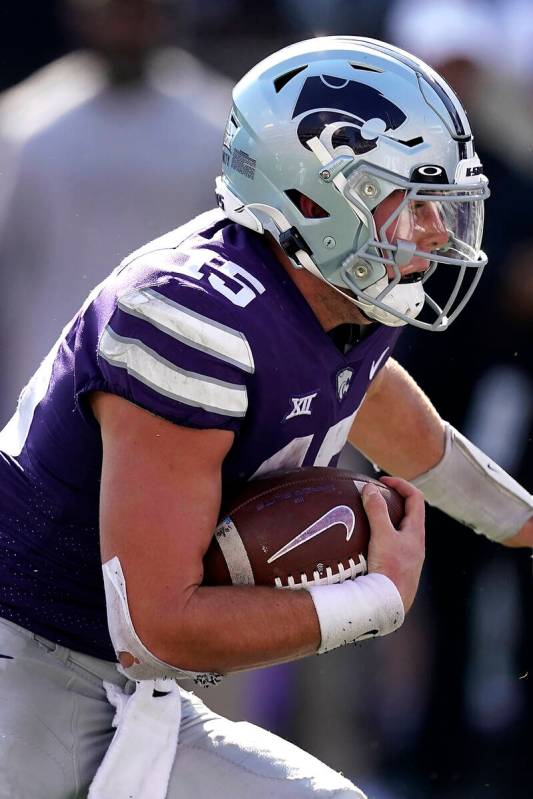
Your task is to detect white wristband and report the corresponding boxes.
[306,573,405,654]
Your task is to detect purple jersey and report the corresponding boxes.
[0,210,400,659]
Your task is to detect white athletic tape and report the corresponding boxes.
[102,557,221,685]
[214,517,255,584]
[306,572,405,653]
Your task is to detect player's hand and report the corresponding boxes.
[362,476,425,614]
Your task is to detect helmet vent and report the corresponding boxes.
[273,65,307,93]
[349,62,383,73]
[285,190,330,218]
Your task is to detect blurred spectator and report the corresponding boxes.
[387,0,533,176]
[0,3,68,92]
[280,0,390,37]
[0,0,232,423]
[174,0,289,80]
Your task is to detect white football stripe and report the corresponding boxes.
[214,518,255,585]
[117,288,254,373]
[99,327,248,417]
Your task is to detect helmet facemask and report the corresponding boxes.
[333,163,489,330]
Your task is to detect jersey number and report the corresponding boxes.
[181,250,266,308]
[251,410,359,478]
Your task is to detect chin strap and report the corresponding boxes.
[216,175,322,276]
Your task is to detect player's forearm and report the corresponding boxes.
[353,362,533,547]
[135,584,321,673]
[349,358,445,479]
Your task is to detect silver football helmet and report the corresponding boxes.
[216,36,489,331]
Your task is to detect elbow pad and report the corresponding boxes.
[412,423,533,542]
[102,557,222,686]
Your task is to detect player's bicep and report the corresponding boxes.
[92,391,233,633]
[348,358,445,478]
[347,357,396,447]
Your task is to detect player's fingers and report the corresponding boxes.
[398,495,425,538]
[380,476,425,533]
[361,483,394,531]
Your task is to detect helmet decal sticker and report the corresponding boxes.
[294,75,406,156]
[230,149,256,180]
[410,164,450,183]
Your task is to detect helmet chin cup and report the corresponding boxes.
[352,275,426,327]
[335,253,423,327]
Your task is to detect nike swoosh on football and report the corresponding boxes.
[369,347,390,380]
[267,505,355,564]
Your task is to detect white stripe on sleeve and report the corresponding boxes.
[117,288,254,373]
[98,327,248,417]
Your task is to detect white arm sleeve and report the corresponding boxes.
[412,423,533,542]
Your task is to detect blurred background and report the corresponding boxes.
[0,1,531,797]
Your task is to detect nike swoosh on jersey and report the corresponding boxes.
[267,505,355,564]
[369,347,390,380]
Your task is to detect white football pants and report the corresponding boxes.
[0,617,364,799]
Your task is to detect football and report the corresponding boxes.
[203,467,404,590]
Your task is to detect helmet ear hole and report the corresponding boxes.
[285,190,330,219]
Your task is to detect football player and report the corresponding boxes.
[0,37,531,799]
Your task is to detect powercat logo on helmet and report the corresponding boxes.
[294,75,406,156]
